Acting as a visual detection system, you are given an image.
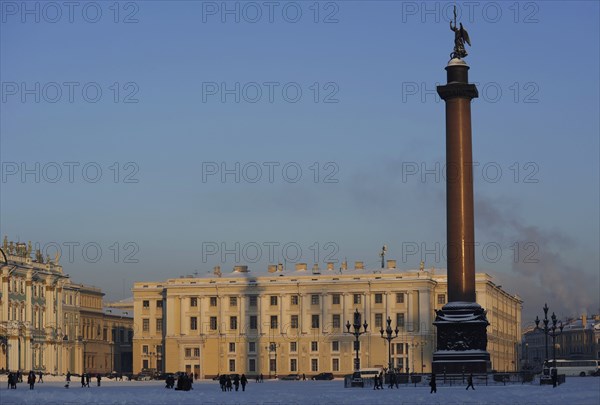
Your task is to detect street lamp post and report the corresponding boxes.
[534,304,563,368]
[548,314,563,369]
[534,303,551,364]
[379,317,398,371]
[78,336,86,374]
[265,342,280,379]
[345,309,368,372]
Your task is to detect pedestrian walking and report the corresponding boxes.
[86,373,91,387]
[233,374,240,391]
[241,374,248,391]
[66,371,71,382]
[17,371,22,383]
[226,375,232,391]
[429,372,437,394]
[81,373,86,388]
[27,370,36,390]
[260,373,264,383]
[388,371,396,389]
[466,373,475,390]
[551,370,558,388]
[302,373,306,381]
[97,374,102,386]
[7,372,13,389]
[38,371,43,383]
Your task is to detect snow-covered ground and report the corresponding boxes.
[1,377,599,404]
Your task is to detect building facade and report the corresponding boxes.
[521,314,600,371]
[133,261,522,377]
[0,237,133,374]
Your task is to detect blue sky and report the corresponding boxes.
[1,1,598,322]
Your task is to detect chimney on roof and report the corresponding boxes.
[295,263,307,271]
[354,261,364,270]
[386,260,396,270]
[327,262,334,271]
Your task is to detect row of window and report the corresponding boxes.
[142,293,408,309]
[142,313,406,333]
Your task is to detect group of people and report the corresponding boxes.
[175,372,194,391]
[372,371,402,390]
[6,371,44,390]
[218,374,248,392]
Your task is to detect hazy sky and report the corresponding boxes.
[1,1,598,323]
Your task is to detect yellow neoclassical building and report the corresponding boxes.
[0,238,133,374]
[133,261,522,377]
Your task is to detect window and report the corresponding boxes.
[190,317,198,330]
[142,345,149,354]
[229,359,235,372]
[332,314,341,328]
[270,296,278,306]
[311,295,319,305]
[249,315,258,330]
[311,341,318,351]
[332,294,340,305]
[230,316,238,330]
[396,293,404,304]
[332,341,339,352]
[353,294,361,304]
[156,345,163,354]
[229,342,236,353]
[142,319,149,332]
[437,294,446,305]
[190,297,197,307]
[270,315,278,329]
[290,295,298,305]
[311,314,320,329]
[395,343,404,354]
[142,300,149,308]
[249,359,256,372]
[248,342,256,353]
[185,348,191,357]
[291,315,299,329]
[396,313,405,327]
[194,348,200,357]
[290,358,297,372]
[375,293,383,304]
[156,318,163,332]
[210,296,217,307]
[290,342,297,352]
[311,358,318,372]
[143,360,148,369]
[210,316,217,330]
[375,313,383,328]
[249,296,257,307]
[230,296,237,307]
[332,358,340,371]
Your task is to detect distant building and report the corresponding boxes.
[0,237,133,374]
[132,261,522,377]
[522,314,600,371]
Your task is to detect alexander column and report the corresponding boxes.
[432,9,490,374]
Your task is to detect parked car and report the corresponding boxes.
[134,372,153,381]
[312,372,334,380]
[280,374,301,380]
